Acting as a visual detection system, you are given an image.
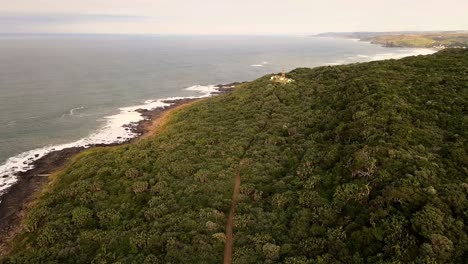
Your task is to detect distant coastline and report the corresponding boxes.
[0,39,439,206]
[0,39,440,252]
[313,31,468,49]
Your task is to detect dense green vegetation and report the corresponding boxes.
[317,31,468,48]
[364,33,468,48]
[2,49,468,263]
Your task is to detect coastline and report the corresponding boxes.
[310,35,437,66]
[0,43,437,253]
[312,34,448,50]
[0,85,222,196]
[0,83,237,254]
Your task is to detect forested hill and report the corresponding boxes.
[3,49,467,263]
[316,31,468,48]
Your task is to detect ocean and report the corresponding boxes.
[0,35,435,197]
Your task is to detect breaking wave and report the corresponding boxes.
[0,85,219,201]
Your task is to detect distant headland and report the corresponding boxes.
[314,31,468,49]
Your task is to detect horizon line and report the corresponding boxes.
[1,30,468,37]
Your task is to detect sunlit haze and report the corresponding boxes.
[1,0,467,34]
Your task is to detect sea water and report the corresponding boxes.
[0,35,435,197]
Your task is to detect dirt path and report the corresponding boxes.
[223,160,244,264]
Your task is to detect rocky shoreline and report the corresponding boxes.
[0,83,237,252]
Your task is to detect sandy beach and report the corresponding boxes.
[0,84,237,254]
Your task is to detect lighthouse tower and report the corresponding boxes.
[270,68,294,84]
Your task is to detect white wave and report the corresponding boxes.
[62,106,87,118]
[184,85,219,97]
[326,48,436,66]
[70,106,86,116]
[368,48,435,61]
[325,61,345,66]
[251,61,269,67]
[0,85,219,201]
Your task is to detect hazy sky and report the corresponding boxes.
[1,0,467,34]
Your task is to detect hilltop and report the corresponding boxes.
[316,31,468,49]
[2,49,467,263]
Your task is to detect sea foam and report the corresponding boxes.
[251,61,269,67]
[0,85,219,201]
[325,48,436,66]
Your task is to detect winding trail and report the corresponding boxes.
[223,88,280,263]
[223,160,244,264]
